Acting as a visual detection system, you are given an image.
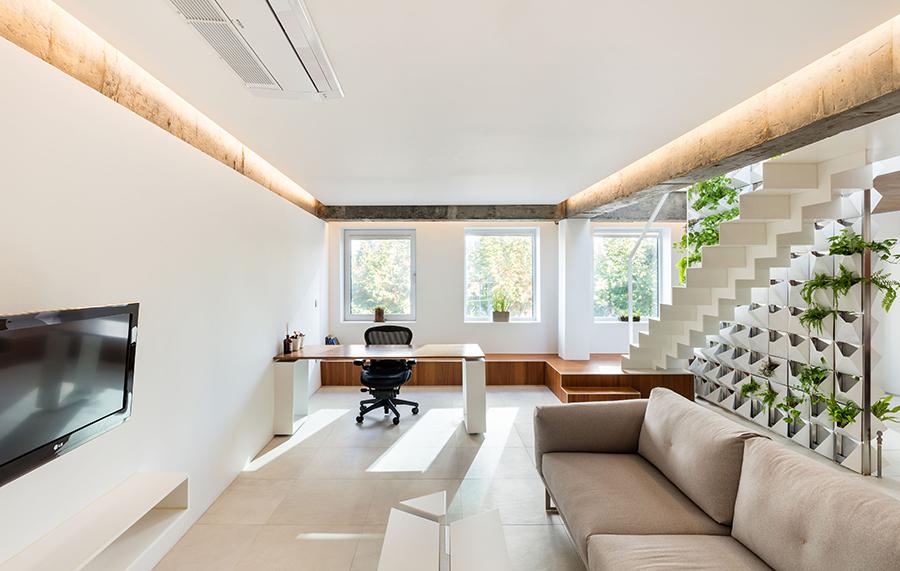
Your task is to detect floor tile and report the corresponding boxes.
[503,524,585,571]
[155,524,260,571]
[234,525,365,571]
[199,479,293,525]
[459,478,561,525]
[268,480,375,525]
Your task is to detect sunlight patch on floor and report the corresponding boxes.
[367,408,463,472]
[242,408,348,472]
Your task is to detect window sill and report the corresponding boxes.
[341,320,417,325]
[593,319,651,324]
[463,320,541,324]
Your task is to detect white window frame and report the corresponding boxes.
[592,228,663,322]
[343,229,417,322]
[463,227,539,323]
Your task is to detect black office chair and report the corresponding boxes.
[354,325,419,425]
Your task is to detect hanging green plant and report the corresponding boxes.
[825,394,860,428]
[760,384,778,408]
[870,270,899,312]
[740,379,761,398]
[800,273,833,305]
[675,176,740,284]
[799,305,836,334]
[872,395,900,423]
[827,228,900,263]
[831,265,865,298]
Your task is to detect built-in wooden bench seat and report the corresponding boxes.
[320,353,693,403]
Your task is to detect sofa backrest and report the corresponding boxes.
[732,438,900,570]
[638,388,762,525]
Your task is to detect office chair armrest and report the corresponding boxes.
[405,359,417,368]
[352,359,367,369]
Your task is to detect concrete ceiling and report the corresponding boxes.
[55,1,900,206]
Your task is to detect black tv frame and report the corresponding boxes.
[0,303,139,487]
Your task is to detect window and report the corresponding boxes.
[593,230,661,320]
[464,228,538,321]
[343,230,416,321]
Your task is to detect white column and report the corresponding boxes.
[557,219,593,360]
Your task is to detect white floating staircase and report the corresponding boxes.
[622,154,869,371]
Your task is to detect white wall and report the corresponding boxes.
[328,221,559,353]
[873,210,900,396]
[0,38,326,567]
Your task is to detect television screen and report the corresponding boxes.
[0,304,138,485]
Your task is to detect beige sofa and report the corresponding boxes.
[534,387,900,570]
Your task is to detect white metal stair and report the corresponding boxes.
[623,156,867,371]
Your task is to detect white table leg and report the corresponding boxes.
[274,360,310,436]
[462,358,486,434]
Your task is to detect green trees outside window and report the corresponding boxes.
[345,231,414,319]
[593,232,660,319]
[464,230,537,321]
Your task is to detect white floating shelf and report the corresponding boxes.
[0,472,188,571]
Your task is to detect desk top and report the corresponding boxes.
[274,343,486,362]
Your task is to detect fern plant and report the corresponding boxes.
[870,270,899,312]
[872,395,900,423]
[825,394,860,428]
[827,228,900,263]
[799,305,836,335]
[800,273,833,305]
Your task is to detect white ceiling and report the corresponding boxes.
[56,1,900,206]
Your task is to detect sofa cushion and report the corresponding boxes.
[587,534,771,571]
[638,387,761,525]
[542,452,729,560]
[733,438,900,571]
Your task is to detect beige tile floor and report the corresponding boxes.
[155,386,585,571]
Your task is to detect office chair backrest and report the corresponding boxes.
[365,325,413,346]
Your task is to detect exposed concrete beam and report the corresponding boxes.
[563,14,900,218]
[591,192,687,222]
[318,204,564,221]
[0,0,321,216]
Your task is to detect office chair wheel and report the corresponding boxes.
[356,415,364,423]
[412,407,419,415]
[392,416,400,425]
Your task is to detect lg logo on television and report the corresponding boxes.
[53,442,63,452]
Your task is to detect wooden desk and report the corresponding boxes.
[273,344,487,435]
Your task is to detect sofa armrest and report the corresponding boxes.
[533,399,648,475]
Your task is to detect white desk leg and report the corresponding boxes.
[274,360,310,436]
[462,358,486,434]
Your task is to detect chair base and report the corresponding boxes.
[356,389,419,425]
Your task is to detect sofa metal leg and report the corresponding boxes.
[545,489,558,513]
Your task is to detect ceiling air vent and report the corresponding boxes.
[169,0,343,99]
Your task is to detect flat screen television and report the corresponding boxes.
[0,304,139,486]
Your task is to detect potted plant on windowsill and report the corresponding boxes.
[492,290,511,322]
[617,313,641,322]
[374,306,386,323]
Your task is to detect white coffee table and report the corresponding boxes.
[377,491,513,571]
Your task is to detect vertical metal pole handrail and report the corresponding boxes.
[862,188,873,475]
[627,192,673,346]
